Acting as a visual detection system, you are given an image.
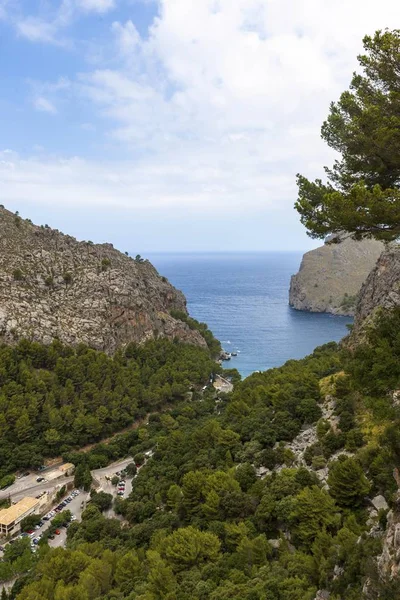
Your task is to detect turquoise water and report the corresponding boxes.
[148,252,353,378]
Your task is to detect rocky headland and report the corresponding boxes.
[352,244,400,336]
[0,206,207,353]
[289,236,384,316]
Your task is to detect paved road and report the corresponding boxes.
[92,458,135,480]
[0,457,135,503]
[0,472,74,502]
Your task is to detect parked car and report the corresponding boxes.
[117,491,124,496]
[27,529,34,534]
[36,476,45,482]
[55,529,61,535]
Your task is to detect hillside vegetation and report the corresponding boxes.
[1,308,399,599]
[0,337,219,477]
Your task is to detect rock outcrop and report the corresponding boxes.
[0,207,207,353]
[289,236,384,316]
[353,244,400,335]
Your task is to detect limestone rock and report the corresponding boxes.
[314,591,330,600]
[0,207,207,353]
[353,244,400,336]
[371,495,389,512]
[289,236,384,316]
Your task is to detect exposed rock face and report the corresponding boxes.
[0,207,207,353]
[353,244,400,334]
[377,504,400,579]
[289,236,384,316]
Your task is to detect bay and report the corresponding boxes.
[148,252,353,378]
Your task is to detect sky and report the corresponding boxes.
[1,0,399,253]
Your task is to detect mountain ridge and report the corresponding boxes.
[0,206,207,353]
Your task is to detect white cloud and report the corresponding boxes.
[76,0,116,13]
[33,97,58,114]
[112,20,141,55]
[6,0,400,240]
[15,0,115,45]
[16,17,61,44]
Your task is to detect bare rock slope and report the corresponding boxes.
[289,236,384,316]
[0,207,207,353]
[353,244,400,335]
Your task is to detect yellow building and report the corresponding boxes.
[58,463,75,476]
[0,497,40,537]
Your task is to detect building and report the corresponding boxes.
[58,463,75,476]
[0,497,40,537]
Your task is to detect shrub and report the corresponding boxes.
[13,269,23,281]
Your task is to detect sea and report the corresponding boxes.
[148,252,353,379]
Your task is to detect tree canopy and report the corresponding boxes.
[296,29,400,241]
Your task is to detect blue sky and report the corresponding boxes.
[1,0,399,253]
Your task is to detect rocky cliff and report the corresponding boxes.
[0,207,207,353]
[353,244,400,335]
[289,236,384,316]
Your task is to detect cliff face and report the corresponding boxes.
[353,244,400,335]
[289,236,384,316]
[0,207,207,353]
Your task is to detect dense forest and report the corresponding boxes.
[0,336,219,479]
[0,308,399,599]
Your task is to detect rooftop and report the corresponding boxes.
[0,497,39,526]
[58,463,74,472]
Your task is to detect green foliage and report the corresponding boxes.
[291,486,339,546]
[74,463,92,491]
[63,272,73,284]
[0,537,33,583]
[13,269,23,281]
[7,313,400,599]
[0,337,216,475]
[20,514,41,532]
[0,474,15,489]
[345,307,400,396]
[56,485,67,502]
[51,509,72,529]
[134,453,145,466]
[90,491,113,512]
[100,258,111,272]
[126,462,137,477]
[157,526,221,570]
[170,309,222,356]
[296,29,400,241]
[327,457,370,508]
